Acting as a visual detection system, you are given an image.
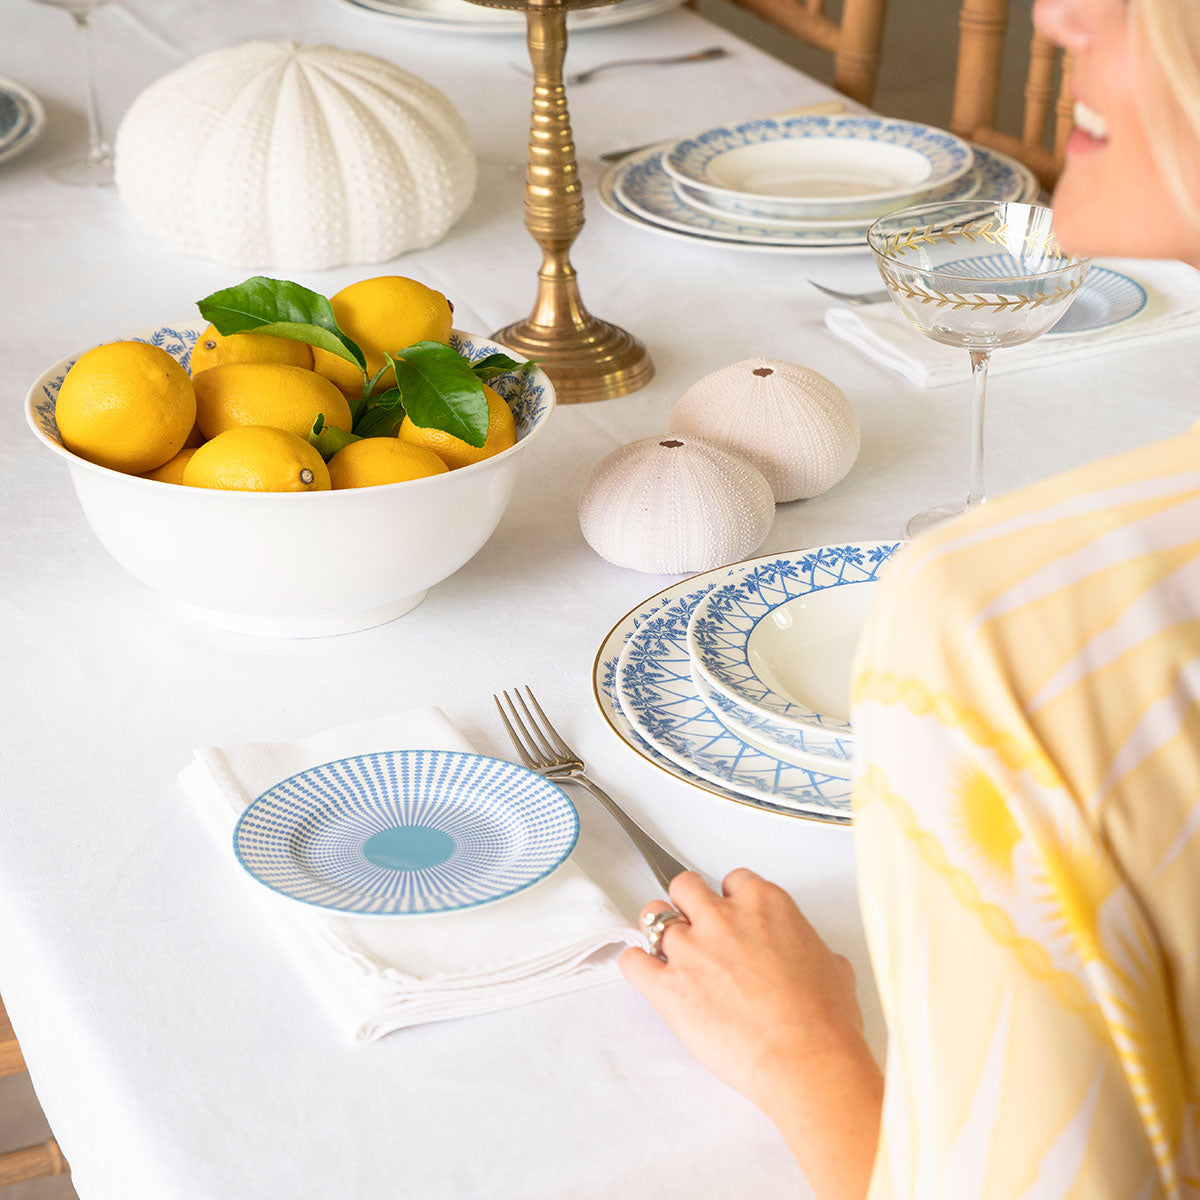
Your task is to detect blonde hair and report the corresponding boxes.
[1132,0,1200,230]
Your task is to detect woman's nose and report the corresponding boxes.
[1033,0,1095,50]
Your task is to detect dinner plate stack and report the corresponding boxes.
[335,0,683,34]
[597,113,1041,255]
[593,541,903,825]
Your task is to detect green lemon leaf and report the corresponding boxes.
[469,352,527,381]
[386,343,489,448]
[354,408,406,439]
[196,277,366,371]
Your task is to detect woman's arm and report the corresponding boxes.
[620,870,883,1200]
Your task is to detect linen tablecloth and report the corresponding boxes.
[2,2,1199,1198]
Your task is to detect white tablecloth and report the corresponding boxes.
[2,3,1198,1198]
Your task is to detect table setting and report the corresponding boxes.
[4,0,1200,1197]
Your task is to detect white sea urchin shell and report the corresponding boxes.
[115,41,477,270]
[668,359,859,502]
[579,436,775,574]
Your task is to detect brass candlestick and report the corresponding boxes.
[466,0,653,403]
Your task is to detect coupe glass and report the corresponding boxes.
[31,0,114,185]
[867,200,1090,537]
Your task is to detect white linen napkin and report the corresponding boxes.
[824,257,1200,388]
[179,707,641,1040]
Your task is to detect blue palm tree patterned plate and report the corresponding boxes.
[0,76,46,166]
[591,556,857,825]
[599,142,1037,251]
[615,598,854,818]
[688,542,903,736]
[663,115,974,219]
[233,750,579,916]
[690,667,853,775]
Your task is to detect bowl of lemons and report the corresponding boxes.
[25,275,555,638]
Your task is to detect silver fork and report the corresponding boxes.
[566,46,727,86]
[808,280,890,306]
[493,687,689,892]
[510,46,727,89]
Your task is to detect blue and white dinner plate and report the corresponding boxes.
[592,557,856,824]
[0,75,46,166]
[335,0,682,33]
[599,142,1037,252]
[233,750,579,916]
[662,115,975,218]
[688,542,902,737]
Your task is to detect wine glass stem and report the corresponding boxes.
[967,348,989,510]
[73,10,110,165]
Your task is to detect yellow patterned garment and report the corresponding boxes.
[851,430,1200,1199]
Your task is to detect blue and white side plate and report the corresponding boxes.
[1048,266,1147,335]
[599,142,1036,252]
[0,76,46,166]
[688,542,903,735]
[233,750,579,916]
[662,116,974,220]
[592,558,855,825]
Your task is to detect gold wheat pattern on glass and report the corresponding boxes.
[879,264,1082,311]
[882,219,1072,261]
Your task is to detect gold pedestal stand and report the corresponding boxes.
[468,0,653,403]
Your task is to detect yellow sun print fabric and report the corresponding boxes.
[852,429,1200,1199]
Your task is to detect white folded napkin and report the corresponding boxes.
[824,257,1200,388]
[179,707,641,1040]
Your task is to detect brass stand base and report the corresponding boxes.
[490,315,654,404]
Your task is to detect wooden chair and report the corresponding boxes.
[0,995,70,1190]
[709,0,890,105]
[950,0,1074,190]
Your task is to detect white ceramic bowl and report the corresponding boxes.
[25,323,555,638]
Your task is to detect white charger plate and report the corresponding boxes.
[335,0,683,33]
[593,557,855,824]
[233,750,579,915]
[688,542,902,736]
[662,115,973,220]
[599,141,1036,253]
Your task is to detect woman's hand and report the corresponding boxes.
[620,870,883,1200]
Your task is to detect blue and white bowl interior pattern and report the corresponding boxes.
[607,143,1037,249]
[609,568,854,820]
[663,116,973,202]
[233,750,579,915]
[32,326,550,449]
[689,543,903,730]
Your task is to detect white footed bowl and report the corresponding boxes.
[26,324,555,638]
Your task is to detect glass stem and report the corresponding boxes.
[966,348,990,510]
[73,10,111,165]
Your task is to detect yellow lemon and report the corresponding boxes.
[183,427,331,493]
[141,447,197,485]
[327,438,449,489]
[55,341,196,475]
[311,275,454,395]
[193,363,353,442]
[189,324,313,376]
[398,385,516,471]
